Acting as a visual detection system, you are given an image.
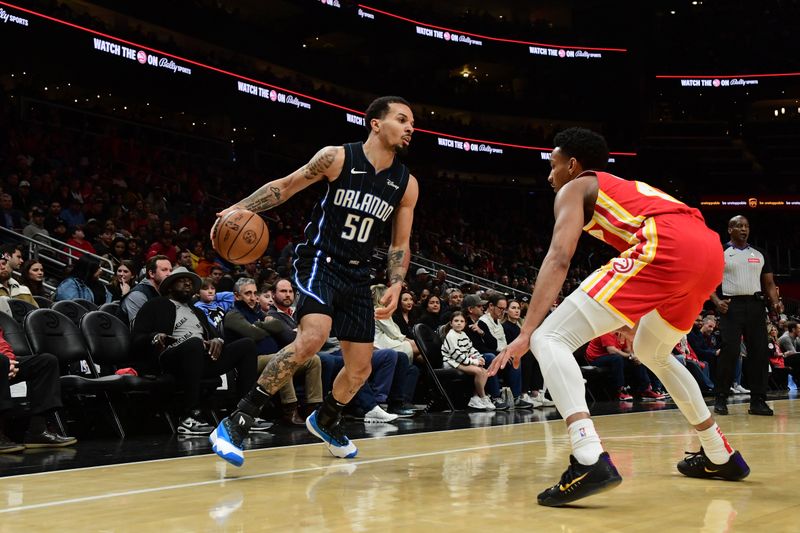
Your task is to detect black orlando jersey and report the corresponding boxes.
[295,142,410,268]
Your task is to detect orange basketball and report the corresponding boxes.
[211,209,269,265]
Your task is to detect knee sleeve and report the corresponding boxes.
[531,289,626,419]
[633,311,711,425]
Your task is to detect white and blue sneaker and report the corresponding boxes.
[305,411,358,459]
[210,414,251,467]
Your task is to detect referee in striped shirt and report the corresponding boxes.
[711,215,782,416]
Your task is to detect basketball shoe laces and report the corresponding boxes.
[680,448,708,467]
[224,414,252,448]
[321,419,350,447]
[553,459,586,492]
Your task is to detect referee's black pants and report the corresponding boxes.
[715,297,769,396]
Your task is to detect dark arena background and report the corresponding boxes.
[0,1,798,530]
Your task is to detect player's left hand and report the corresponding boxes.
[375,283,402,320]
[487,334,529,376]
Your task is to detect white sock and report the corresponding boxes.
[568,419,603,465]
[697,423,734,464]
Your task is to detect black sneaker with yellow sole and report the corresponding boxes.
[537,452,622,507]
[676,448,750,480]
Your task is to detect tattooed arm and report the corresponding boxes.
[375,175,419,320]
[218,146,344,215]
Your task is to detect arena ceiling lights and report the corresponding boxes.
[0,1,636,158]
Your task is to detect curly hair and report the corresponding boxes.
[553,127,609,171]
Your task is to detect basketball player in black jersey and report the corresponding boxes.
[211,96,418,465]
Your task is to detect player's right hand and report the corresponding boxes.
[717,298,731,314]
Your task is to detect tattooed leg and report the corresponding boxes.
[257,344,303,394]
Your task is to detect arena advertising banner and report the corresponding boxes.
[657,73,800,88]
[355,4,626,59]
[0,1,635,160]
[700,196,800,210]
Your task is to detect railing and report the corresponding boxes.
[0,227,116,291]
[373,249,533,301]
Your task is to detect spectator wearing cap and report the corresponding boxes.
[17,180,43,213]
[409,267,432,299]
[462,294,496,354]
[23,206,50,242]
[0,193,23,231]
[54,255,112,305]
[64,225,97,259]
[131,267,259,435]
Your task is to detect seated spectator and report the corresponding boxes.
[416,294,441,329]
[441,311,499,411]
[673,336,715,394]
[585,331,664,401]
[479,292,531,409]
[108,260,135,301]
[193,277,235,333]
[687,315,719,377]
[258,286,274,314]
[131,268,263,435]
[223,278,315,426]
[372,284,419,363]
[22,206,49,242]
[767,324,789,389]
[318,338,418,421]
[92,226,115,257]
[462,294,497,355]
[64,225,97,259]
[176,249,194,272]
[0,193,23,231]
[104,237,129,271]
[119,254,171,325]
[54,255,111,305]
[439,288,463,325]
[145,231,178,264]
[409,267,431,298]
[778,321,800,388]
[391,290,417,338]
[1,327,76,452]
[19,259,48,298]
[0,256,38,307]
[502,299,551,407]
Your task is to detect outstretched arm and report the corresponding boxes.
[220,146,344,215]
[487,178,586,375]
[376,176,419,320]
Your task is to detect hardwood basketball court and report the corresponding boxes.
[1,399,797,531]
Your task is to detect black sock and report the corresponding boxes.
[316,393,346,428]
[233,384,271,420]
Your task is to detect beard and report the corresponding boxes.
[170,290,193,303]
[394,143,409,157]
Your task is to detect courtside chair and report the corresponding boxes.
[23,308,126,438]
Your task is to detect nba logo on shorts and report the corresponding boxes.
[579,428,586,437]
[137,51,147,64]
